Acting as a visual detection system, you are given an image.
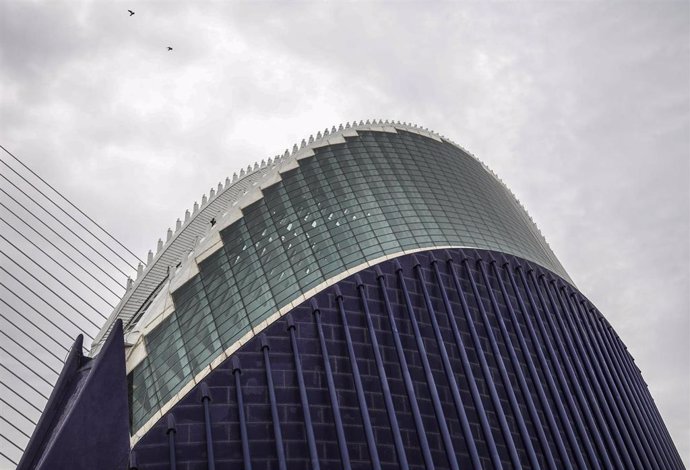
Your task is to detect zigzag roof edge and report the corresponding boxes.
[91,119,559,354]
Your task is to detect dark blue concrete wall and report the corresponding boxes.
[131,249,684,470]
[18,320,130,470]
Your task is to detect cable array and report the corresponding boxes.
[0,144,139,466]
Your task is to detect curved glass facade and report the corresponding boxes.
[129,127,571,432]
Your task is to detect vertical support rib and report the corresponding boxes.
[587,312,671,469]
[573,300,659,468]
[417,254,481,469]
[521,268,602,469]
[200,383,216,470]
[569,294,651,468]
[432,255,503,470]
[600,320,684,468]
[232,356,252,470]
[560,290,643,468]
[552,283,635,469]
[486,260,562,469]
[375,265,435,470]
[462,258,528,468]
[398,258,459,470]
[333,284,381,470]
[537,275,622,469]
[465,258,540,469]
[355,274,409,470]
[166,414,177,470]
[260,335,287,470]
[311,299,351,470]
[448,256,522,469]
[470,258,552,468]
[597,316,683,469]
[506,264,590,470]
[286,314,320,470]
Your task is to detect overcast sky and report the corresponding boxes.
[1,0,688,465]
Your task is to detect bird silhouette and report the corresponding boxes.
[167,46,173,51]
[210,217,216,227]
[128,9,134,16]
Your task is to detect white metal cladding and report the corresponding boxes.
[91,163,279,353]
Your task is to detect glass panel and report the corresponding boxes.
[129,126,571,433]
[173,277,221,371]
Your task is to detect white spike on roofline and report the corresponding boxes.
[116,119,558,328]
[132,119,553,281]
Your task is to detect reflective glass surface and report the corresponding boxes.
[129,129,569,431]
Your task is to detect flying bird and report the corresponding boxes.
[210,217,216,227]
[128,9,135,16]
[167,46,173,51]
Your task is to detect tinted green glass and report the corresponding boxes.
[129,128,569,432]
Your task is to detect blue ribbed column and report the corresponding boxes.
[465,257,539,467]
[418,254,481,469]
[166,414,177,470]
[286,314,320,470]
[597,314,683,469]
[232,357,252,470]
[572,299,658,468]
[559,287,643,468]
[593,312,677,468]
[199,383,216,470]
[129,451,139,470]
[355,274,409,470]
[448,255,522,469]
[376,265,435,470]
[585,308,670,469]
[534,272,618,468]
[564,293,652,468]
[476,258,551,469]
[433,254,503,470]
[550,282,632,468]
[333,285,381,470]
[398,258,459,470]
[311,299,351,470]
[506,264,589,470]
[526,269,607,469]
[488,260,563,469]
[260,335,287,470]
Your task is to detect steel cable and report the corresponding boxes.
[0,363,51,403]
[0,194,125,289]
[0,145,144,264]
[0,159,139,270]
[0,344,57,387]
[0,233,114,310]
[0,283,83,347]
[0,330,61,377]
[0,270,95,341]
[0,415,31,440]
[0,436,24,457]
[0,312,65,363]
[0,253,105,327]
[0,174,133,278]
[0,448,19,466]
[0,215,122,299]
[0,387,43,417]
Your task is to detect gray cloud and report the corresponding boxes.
[1,0,688,465]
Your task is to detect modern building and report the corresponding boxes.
[18,121,683,469]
